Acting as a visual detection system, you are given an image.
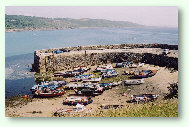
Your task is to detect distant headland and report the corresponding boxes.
[5,15,145,32]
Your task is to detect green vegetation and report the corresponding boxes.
[5,15,144,31]
[5,95,33,108]
[55,100,178,117]
[92,101,178,117]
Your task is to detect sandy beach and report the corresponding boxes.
[5,64,178,117]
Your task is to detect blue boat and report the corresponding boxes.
[30,81,66,93]
[99,83,112,89]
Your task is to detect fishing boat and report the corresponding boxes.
[82,77,102,83]
[100,68,116,74]
[54,72,66,77]
[71,74,93,82]
[102,71,119,78]
[65,84,84,89]
[54,104,90,116]
[124,79,144,85]
[115,62,131,68]
[34,89,65,97]
[123,69,139,75]
[126,94,159,103]
[132,70,158,78]
[63,96,93,105]
[99,83,113,89]
[127,63,144,68]
[73,66,90,72]
[94,64,113,72]
[74,84,104,95]
[30,81,66,93]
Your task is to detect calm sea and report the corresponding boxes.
[5,27,178,97]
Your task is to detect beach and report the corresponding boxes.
[5,63,178,117]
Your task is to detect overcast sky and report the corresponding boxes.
[6,6,178,27]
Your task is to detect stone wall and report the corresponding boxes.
[32,44,178,73]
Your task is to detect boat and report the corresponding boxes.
[102,71,119,78]
[127,63,144,68]
[34,89,65,97]
[126,94,159,103]
[98,83,112,89]
[65,84,84,89]
[82,77,102,83]
[94,64,113,72]
[74,84,104,95]
[63,96,93,105]
[115,62,131,68]
[123,79,144,85]
[54,104,90,116]
[30,81,66,93]
[73,66,90,72]
[123,69,139,75]
[100,68,116,74]
[132,70,158,78]
[54,72,66,77]
[71,74,93,82]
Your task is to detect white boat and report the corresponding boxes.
[102,71,119,78]
[54,104,87,115]
[127,63,144,68]
[94,65,113,72]
[126,94,159,103]
[65,84,84,89]
[112,81,122,86]
[82,77,102,82]
[124,79,144,85]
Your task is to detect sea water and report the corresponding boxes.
[5,27,178,97]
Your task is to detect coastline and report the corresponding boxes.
[5,26,159,33]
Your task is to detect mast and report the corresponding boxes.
[84,50,86,67]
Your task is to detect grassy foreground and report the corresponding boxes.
[93,101,178,117]
[56,100,178,117]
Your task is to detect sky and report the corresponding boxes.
[6,6,178,27]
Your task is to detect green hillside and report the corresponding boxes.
[5,15,144,31]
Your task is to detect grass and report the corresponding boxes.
[56,100,178,117]
[100,101,178,117]
[5,95,33,108]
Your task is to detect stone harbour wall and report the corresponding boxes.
[32,44,178,73]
